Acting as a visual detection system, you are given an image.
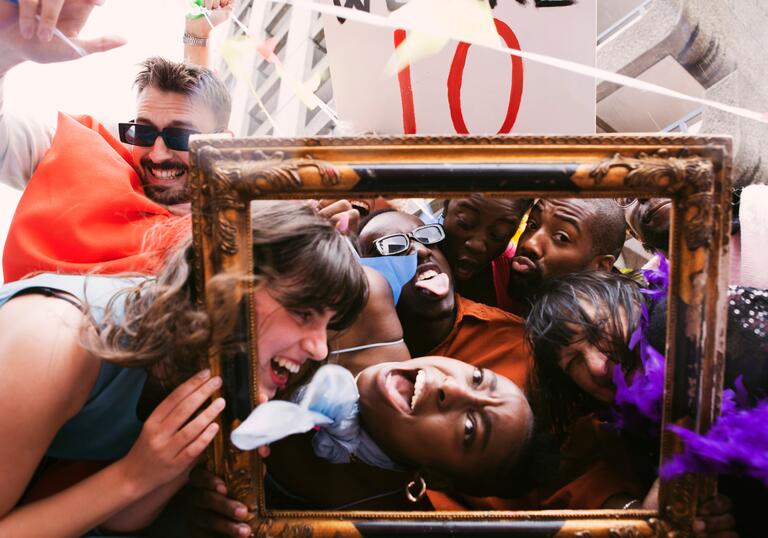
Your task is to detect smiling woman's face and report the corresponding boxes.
[556,335,618,403]
[356,356,531,489]
[554,298,635,404]
[253,286,335,400]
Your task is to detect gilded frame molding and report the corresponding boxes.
[189,134,732,538]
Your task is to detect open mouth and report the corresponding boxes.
[454,257,479,280]
[140,158,189,184]
[268,356,301,389]
[414,266,450,298]
[384,369,426,413]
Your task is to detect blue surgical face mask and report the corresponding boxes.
[359,253,417,305]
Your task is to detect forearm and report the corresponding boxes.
[184,19,212,67]
[100,471,189,533]
[184,39,210,67]
[0,459,151,538]
[0,73,55,189]
[0,9,29,76]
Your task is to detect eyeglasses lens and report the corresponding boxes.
[119,123,195,151]
[378,235,409,255]
[162,127,194,151]
[413,225,444,244]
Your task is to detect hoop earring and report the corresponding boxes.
[405,475,427,503]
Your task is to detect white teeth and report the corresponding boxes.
[150,168,184,179]
[273,357,301,374]
[410,370,425,410]
[417,269,438,282]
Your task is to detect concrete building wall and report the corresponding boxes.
[596,0,767,186]
[219,2,335,137]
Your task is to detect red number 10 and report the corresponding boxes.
[395,19,524,135]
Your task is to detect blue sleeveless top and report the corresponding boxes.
[0,274,149,460]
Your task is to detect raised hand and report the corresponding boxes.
[185,0,234,40]
[0,0,125,69]
[119,369,225,493]
[314,199,361,235]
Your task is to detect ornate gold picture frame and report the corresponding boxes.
[189,134,731,537]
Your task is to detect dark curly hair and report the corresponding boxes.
[525,270,643,440]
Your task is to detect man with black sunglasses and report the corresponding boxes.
[354,209,532,392]
[117,56,231,209]
[0,0,233,282]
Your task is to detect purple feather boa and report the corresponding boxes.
[662,378,768,487]
[606,257,668,436]
[609,255,768,485]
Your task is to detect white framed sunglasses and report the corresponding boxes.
[373,224,446,256]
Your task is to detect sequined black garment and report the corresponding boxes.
[726,286,768,401]
[648,286,768,398]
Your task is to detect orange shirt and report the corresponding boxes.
[426,295,534,510]
[537,416,645,509]
[428,294,531,388]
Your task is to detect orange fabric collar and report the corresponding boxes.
[453,294,526,325]
[3,113,188,282]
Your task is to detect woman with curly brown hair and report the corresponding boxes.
[0,201,367,537]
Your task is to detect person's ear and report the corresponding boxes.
[590,254,616,272]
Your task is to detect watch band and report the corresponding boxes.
[183,32,208,46]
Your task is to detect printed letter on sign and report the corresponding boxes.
[447,19,523,134]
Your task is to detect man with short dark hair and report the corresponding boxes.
[122,56,231,208]
[0,0,233,281]
[498,198,627,316]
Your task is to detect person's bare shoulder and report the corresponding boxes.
[363,266,396,309]
[329,267,409,374]
[0,293,100,416]
[355,266,403,335]
[0,293,102,514]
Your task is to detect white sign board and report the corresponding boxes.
[322,0,596,135]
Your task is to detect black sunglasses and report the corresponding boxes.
[374,224,445,256]
[118,122,200,152]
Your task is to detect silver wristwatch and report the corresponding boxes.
[183,32,208,46]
